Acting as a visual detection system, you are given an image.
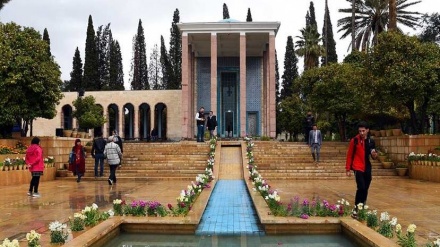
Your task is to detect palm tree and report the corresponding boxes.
[338,0,421,51]
[295,25,325,71]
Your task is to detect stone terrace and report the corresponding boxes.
[252,141,397,180]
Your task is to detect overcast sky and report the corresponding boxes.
[1,0,437,90]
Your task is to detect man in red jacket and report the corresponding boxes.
[345,121,378,218]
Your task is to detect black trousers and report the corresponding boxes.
[29,175,41,193]
[109,165,118,183]
[354,170,372,209]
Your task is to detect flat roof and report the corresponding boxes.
[177,21,281,35]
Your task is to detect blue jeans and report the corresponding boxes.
[197,124,205,142]
[94,153,105,177]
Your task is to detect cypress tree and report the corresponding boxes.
[169,8,182,89]
[160,35,172,89]
[83,15,99,91]
[0,0,11,11]
[223,3,230,19]
[280,36,299,100]
[130,19,149,90]
[148,44,162,90]
[321,0,338,65]
[96,23,112,90]
[246,8,253,22]
[275,50,280,104]
[42,28,51,56]
[307,1,320,68]
[109,40,125,90]
[69,47,83,92]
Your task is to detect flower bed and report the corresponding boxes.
[407,152,440,182]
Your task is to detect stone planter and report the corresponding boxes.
[392,129,402,136]
[410,164,440,182]
[0,167,56,186]
[379,130,386,137]
[63,130,73,138]
[385,129,393,137]
[396,168,408,176]
[84,146,93,153]
[56,169,70,177]
[382,161,393,169]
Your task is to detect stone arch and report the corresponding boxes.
[61,105,73,130]
[139,103,151,140]
[154,103,167,140]
[107,104,120,136]
[124,103,135,139]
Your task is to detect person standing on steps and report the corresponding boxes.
[91,132,106,178]
[195,107,205,142]
[345,121,378,218]
[308,123,322,165]
[206,110,217,140]
[25,137,44,198]
[304,111,315,144]
[71,139,86,183]
[104,136,122,185]
[112,130,123,153]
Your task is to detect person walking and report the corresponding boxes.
[304,112,315,144]
[206,111,217,140]
[195,107,205,142]
[308,124,322,165]
[345,121,378,218]
[25,137,44,198]
[112,130,123,153]
[91,132,107,178]
[104,136,122,185]
[71,139,86,183]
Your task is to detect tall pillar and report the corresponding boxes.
[103,108,109,137]
[133,107,139,140]
[263,49,268,136]
[210,33,217,116]
[181,33,190,139]
[240,32,247,137]
[118,105,124,139]
[268,33,276,138]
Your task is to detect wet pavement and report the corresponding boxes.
[0,171,439,245]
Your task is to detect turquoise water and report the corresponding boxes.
[103,233,356,246]
[196,180,264,235]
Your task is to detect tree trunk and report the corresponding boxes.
[388,0,397,31]
[337,114,347,142]
[405,102,419,135]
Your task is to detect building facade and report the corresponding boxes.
[32,20,280,140]
[179,20,280,139]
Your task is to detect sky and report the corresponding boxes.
[1,0,437,90]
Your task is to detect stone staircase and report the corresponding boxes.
[252,141,398,180]
[79,142,210,181]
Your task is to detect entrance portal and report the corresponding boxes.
[220,72,238,138]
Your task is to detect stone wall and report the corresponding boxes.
[0,137,90,170]
[31,90,182,140]
[375,135,440,162]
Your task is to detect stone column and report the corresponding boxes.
[103,108,109,137]
[268,32,276,138]
[133,107,139,140]
[262,49,268,137]
[240,32,247,137]
[211,33,217,116]
[118,106,124,139]
[181,33,190,139]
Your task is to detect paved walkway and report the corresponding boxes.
[0,173,439,245]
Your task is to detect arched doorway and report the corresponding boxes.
[139,103,151,140]
[124,103,135,139]
[154,103,167,140]
[108,104,120,136]
[62,105,73,130]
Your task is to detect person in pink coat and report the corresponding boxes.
[25,137,45,198]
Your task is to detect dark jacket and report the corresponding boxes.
[345,134,376,172]
[308,129,322,146]
[207,115,217,130]
[91,137,106,156]
[114,135,123,153]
